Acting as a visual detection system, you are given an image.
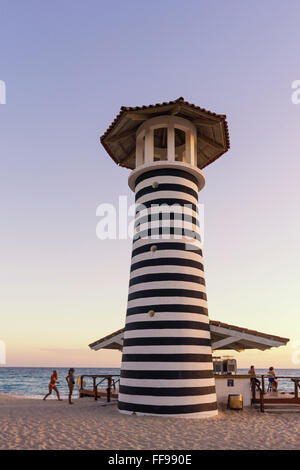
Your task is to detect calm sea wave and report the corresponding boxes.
[0,368,299,398]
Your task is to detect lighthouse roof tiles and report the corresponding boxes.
[100,97,230,170]
[89,320,289,352]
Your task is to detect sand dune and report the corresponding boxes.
[0,394,299,450]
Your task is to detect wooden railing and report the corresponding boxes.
[291,378,300,399]
[251,375,300,412]
[79,375,120,402]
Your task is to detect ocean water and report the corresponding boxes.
[0,368,299,399]
[0,367,300,400]
[0,367,120,399]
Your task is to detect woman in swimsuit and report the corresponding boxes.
[66,368,75,404]
[43,370,62,401]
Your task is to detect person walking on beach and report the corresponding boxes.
[43,370,62,401]
[66,368,75,404]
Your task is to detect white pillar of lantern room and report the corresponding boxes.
[100,97,230,418]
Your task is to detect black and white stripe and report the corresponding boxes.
[119,167,217,418]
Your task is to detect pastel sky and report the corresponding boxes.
[1,0,299,369]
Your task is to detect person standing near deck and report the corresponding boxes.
[43,370,62,401]
[248,365,260,389]
[66,368,76,404]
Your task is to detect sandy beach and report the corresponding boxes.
[0,394,299,450]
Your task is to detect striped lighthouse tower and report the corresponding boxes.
[100,98,230,418]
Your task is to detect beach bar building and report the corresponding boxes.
[98,98,288,418]
[89,322,289,408]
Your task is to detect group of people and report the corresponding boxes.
[248,365,278,391]
[43,369,76,404]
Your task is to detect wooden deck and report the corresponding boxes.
[79,388,118,399]
[78,374,120,402]
[252,390,300,404]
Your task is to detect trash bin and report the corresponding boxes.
[227,394,243,410]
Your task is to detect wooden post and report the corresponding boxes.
[260,375,265,412]
[260,389,264,413]
[251,379,256,404]
[79,375,83,398]
[93,377,97,401]
[293,379,299,399]
[107,376,112,403]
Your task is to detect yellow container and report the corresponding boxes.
[228,394,243,410]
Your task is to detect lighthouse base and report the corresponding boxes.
[119,409,218,419]
[118,395,218,419]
